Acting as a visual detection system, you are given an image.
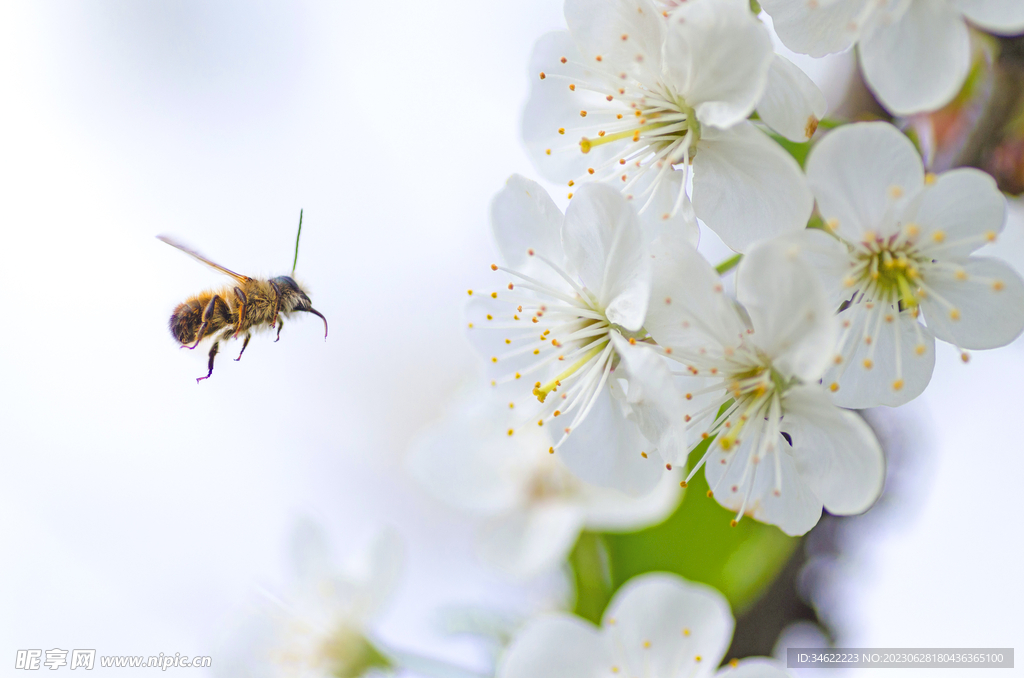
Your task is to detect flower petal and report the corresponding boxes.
[562,184,651,331]
[859,1,971,115]
[491,175,566,280]
[580,470,683,531]
[408,389,542,514]
[610,333,689,466]
[564,0,665,80]
[736,238,837,382]
[645,232,748,355]
[913,168,1006,260]
[756,54,828,142]
[478,501,587,578]
[783,385,885,516]
[824,306,936,408]
[557,385,664,497]
[602,573,734,676]
[920,256,1024,349]
[497,615,609,678]
[760,0,870,57]
[705,425,824,536]
[953,0,1024,35]
[523,31,617,184]
[692,122,813,252]
[715,657,793,678]
[663,0,773,128]
[805,122,924,242]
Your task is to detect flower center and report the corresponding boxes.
[475,253,619,452]
[847,231,925,308]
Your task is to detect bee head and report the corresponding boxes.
[273,275,328,338]
[272,275,313,312]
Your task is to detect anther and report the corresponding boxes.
[950,308,961,321]
[925,173,937,185]
[915,344,926,355]
[490,292,497,299]
[961,352,970,363]
[986,230,997,242]
[467,289,473,295]
[539,72,546,80]
[598,130,606,136]
[595,55,602,61]
[545,149,551,155]
[706,490,714,498]
[567,192,574,199]
[829,382,839,392]
[892,379,904,391]
[588,167,595,174]
[490,264,497,271]
[932,230,945,243]
[548,447,554,454]
[569,84,575,91]
[580,110,587,117]
[863,359,873,369]
[558,127,565,135]
[507,429,514,436]
[641,451,648,458]
[560,56,567,63]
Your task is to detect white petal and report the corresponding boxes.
[663,0,773,128]
[859,1,971,115]
[805,122,924,242]
[913,168,1006,260]
[522,31,615,184]
[557,386,665,497]
[736,238,837,382]
[407,389,542,515]
[774,229,855,310]
[580,470,683,531]
[610,334,689,465]
[602,573,734,676]
[953,0,1024,35]
[477,502,587,578]
[825,306,936,408]
[645,231,749,354]
[760,0,870,57]
[497,615,609,678]
[564,0,665,81]
[715,657,793,678]
[491,175,566,280]
[705,429,824,536]
[783,385,885,516]
[692,123,813,252]
[756,54,828,142]
[562,184,651,331]
[920,256,1024,349]
[628,168,701,247]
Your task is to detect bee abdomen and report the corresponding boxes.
[169,299,206,345]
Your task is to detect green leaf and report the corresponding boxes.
[572,439,798,621]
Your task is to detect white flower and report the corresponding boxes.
[523,0,813,252]
[222,522,402,678]
[409,388,681,578]
[497,572,792,678]
[467,175,687,496]
[643,234,885,535]
[788,122,1024,408]
[760,0,1024,115]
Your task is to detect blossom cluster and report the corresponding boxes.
[231,1,1024,676]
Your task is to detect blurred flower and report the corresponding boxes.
[523,0,813,251]
[409,387,682,578]
[466,176,687,497]
[497,572,791,678]
[643,235,885,535]
[761,0,1024,115]
[223,522,402,678]
[793,122,1024,407]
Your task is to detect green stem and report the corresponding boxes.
[569,532,613,624]
[715,253,742,276]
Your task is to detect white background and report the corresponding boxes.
[0,2,1020,676]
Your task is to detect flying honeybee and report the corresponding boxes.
[158,211,327,382]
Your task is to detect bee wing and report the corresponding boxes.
[157,235,251,284]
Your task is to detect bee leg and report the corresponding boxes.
[234,332,252,361]
[188,294,227,349]
[232,286,248,338]
[196,340,220,382]
[274,317,284,342]
[269,280,282,328]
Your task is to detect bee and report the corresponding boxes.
[158,212,327,382]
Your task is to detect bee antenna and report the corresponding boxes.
[291,208,303,276]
